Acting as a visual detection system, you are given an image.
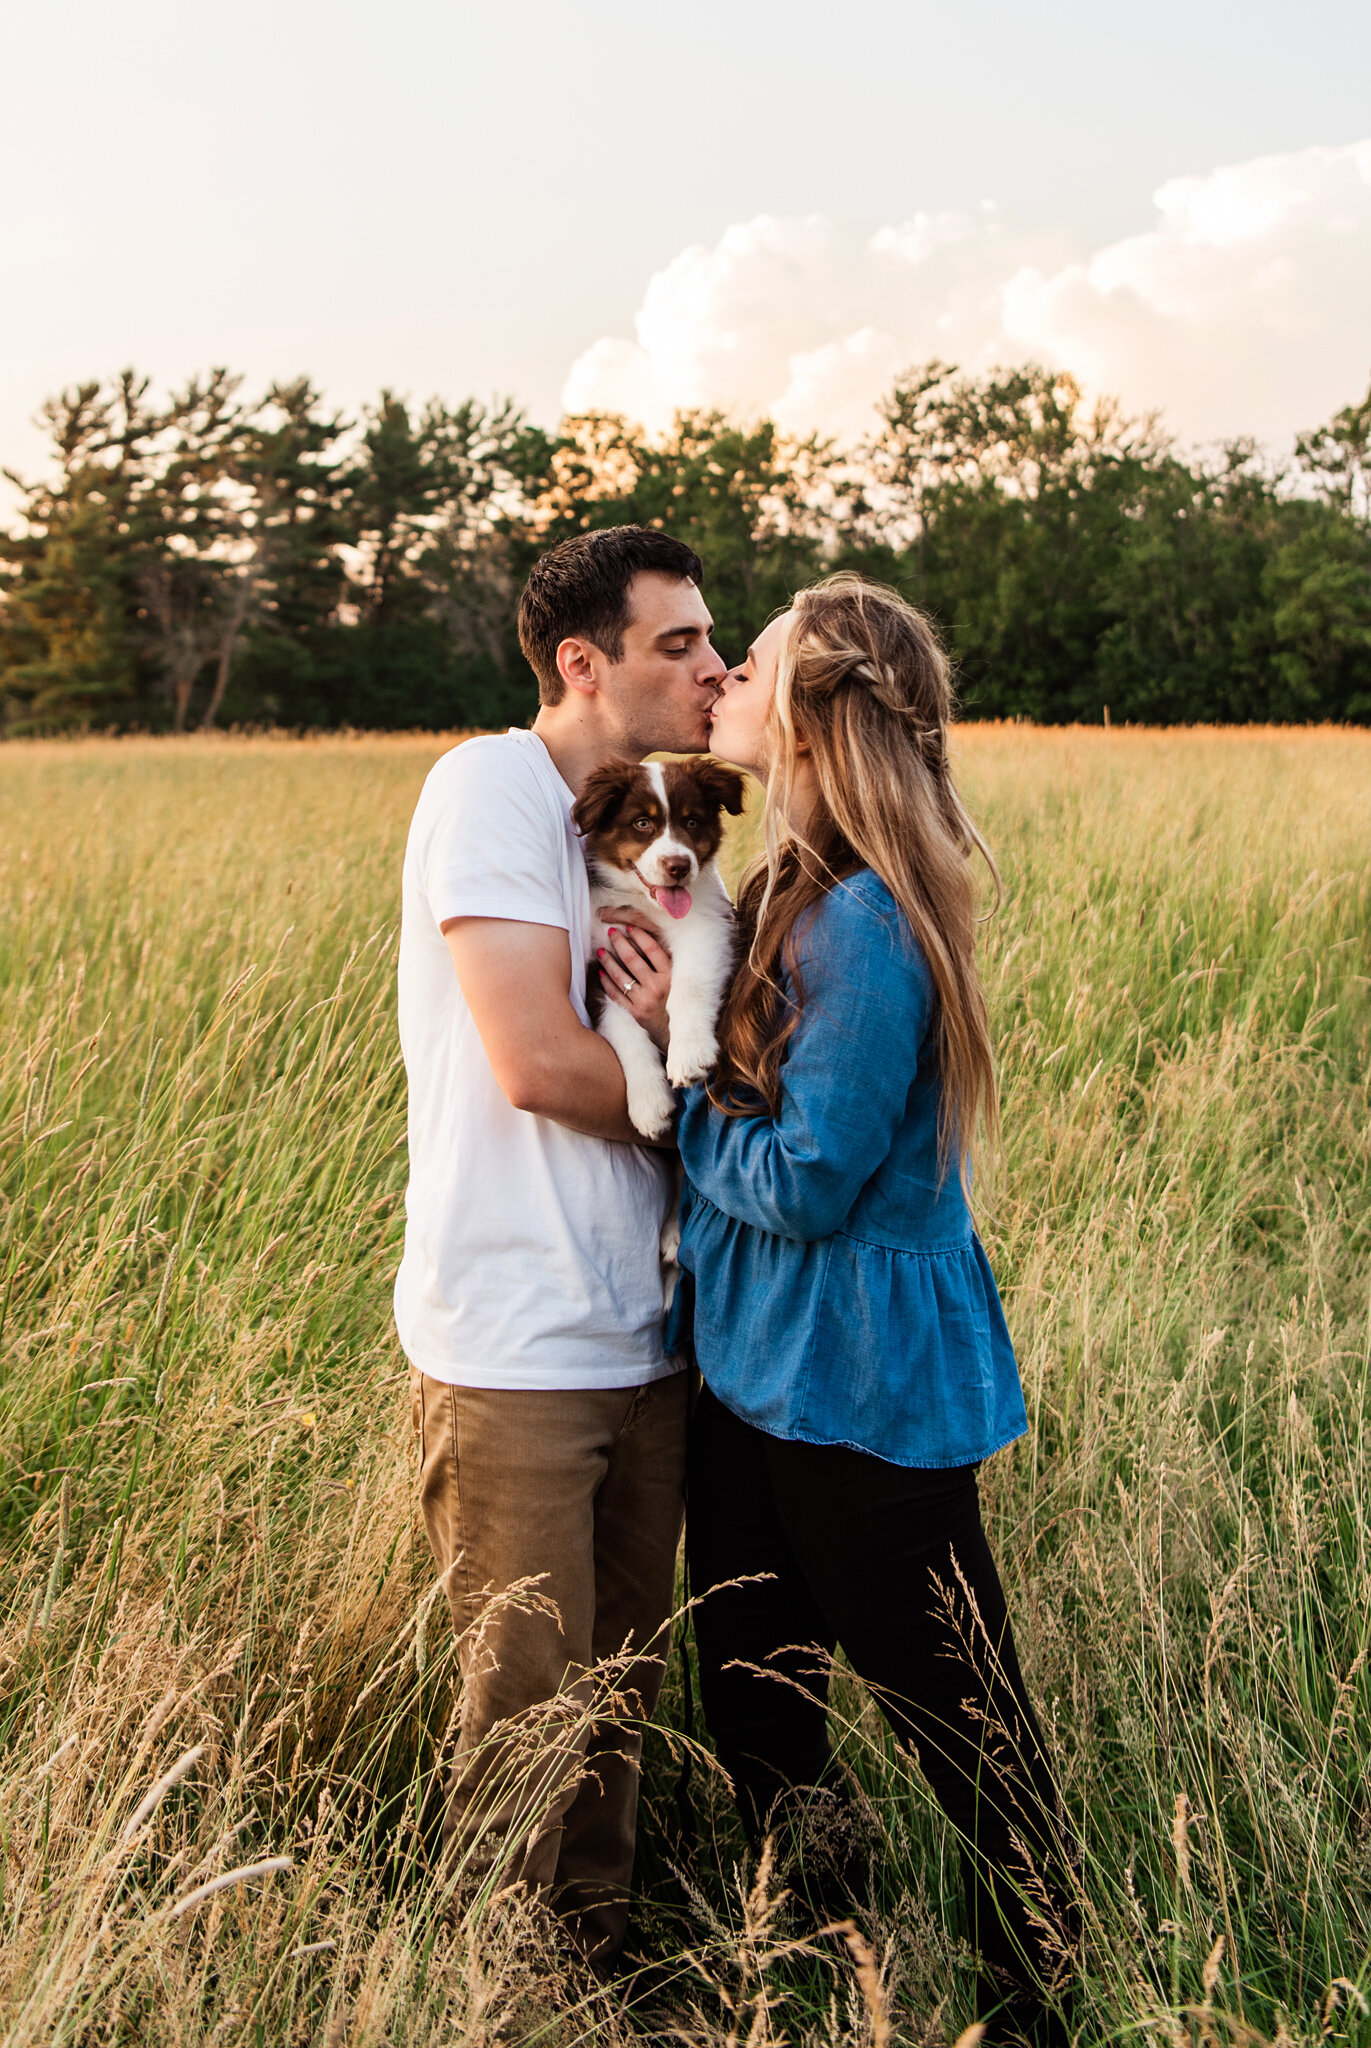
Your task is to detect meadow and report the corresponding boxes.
[1,725,1368,2047]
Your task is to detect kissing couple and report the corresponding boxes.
[394,527,1079,2043]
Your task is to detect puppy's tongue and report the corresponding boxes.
[649,885,693,920]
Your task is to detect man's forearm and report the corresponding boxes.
[507,1019,669,1145]
[442,916,673,1148]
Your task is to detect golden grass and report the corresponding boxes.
[1,723,1368,2045]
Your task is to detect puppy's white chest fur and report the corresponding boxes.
[588,865,734,1139]
[571,756,745,1143]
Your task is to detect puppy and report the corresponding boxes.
[572,756,745,1141]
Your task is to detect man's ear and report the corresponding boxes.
[556,635,599,698]
[691,760,748,816]
[571,760,637,837]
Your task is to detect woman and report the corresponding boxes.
[597,575,1077,2042]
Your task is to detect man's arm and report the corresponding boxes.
[443,916,665,1145]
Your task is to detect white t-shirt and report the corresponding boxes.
[393,729,676,1389]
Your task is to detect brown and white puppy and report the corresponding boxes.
[573,757,745,1139]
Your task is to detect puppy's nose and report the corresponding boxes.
[660,855,692,883]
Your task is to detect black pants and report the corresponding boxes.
[687,1384,1076,2027]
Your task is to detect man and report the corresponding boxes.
[395,525,726,1966]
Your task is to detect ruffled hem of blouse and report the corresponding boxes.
[696,1389,1027,1471]
[678,1191,1026,1468]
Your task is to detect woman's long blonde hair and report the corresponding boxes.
[710,573,1000,1182]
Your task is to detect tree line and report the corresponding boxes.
[2,360,1368,734]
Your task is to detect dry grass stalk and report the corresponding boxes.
[168,1854,295,1919]
[118,1742,205,1845]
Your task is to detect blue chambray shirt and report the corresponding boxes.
[670,867,1027,1470]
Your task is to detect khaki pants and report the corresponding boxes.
[411,1368,688,1962]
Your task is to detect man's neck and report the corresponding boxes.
[531,704,637,798]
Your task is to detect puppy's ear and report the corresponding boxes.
[571,760,637,837]
[689,760,748,816]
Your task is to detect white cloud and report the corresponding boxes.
[562,206,1044,440]
[564,216,856,429]
[563,140,1371,447]
[772,329,904,443]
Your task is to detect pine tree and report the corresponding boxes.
[224,380,353,722]
[138,369,259,732]
[0,375,161,731]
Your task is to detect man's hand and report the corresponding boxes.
[443,916,670,1145]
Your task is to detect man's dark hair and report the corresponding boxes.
[517,526,705,706]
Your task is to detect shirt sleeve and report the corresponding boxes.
[416,741,570,932]
[677,878,934,1243]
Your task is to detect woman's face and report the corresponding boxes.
[707,611,790,774]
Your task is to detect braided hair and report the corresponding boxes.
[710,574,1000,1186]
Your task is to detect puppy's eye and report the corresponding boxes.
[684,817,702,833]
[631,816,653,832]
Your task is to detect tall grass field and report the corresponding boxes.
[2,726,1369,2047]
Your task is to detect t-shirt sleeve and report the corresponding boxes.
[416,742,570,932]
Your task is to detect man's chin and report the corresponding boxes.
[650,716,715,757]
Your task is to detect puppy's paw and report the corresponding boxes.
[665,1027,719,1088]
[626,1069,677,1141]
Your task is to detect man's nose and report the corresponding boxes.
[699,646,727,685]
[660,854,692,883]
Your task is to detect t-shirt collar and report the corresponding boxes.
[509,727,577,812]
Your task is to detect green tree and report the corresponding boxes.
[869,361,1171,719]
[1294,378,1371,523]
[348,392,528,623]
[136,368,260,732]
[1094,428,1371,725]
[1265,507,1371,721]
[224,380,354,725]
[229,382,556,730]
[323,391,549,729]
[1272,379,1371,720]
[1092,446,1286,722]
[0,374,161,732]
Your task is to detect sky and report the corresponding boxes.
[3,0,1370,498]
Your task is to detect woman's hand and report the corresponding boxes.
[596,908,672,1054]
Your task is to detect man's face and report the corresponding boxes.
[590,570,727,756]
